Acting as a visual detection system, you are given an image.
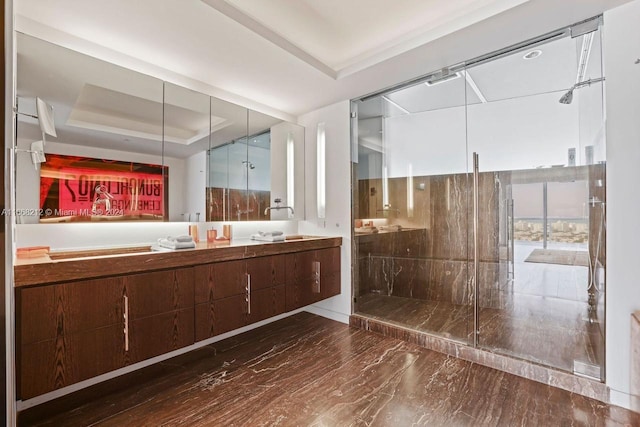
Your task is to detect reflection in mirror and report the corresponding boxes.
[163,83,211,222]
[207,97,248,221]
[16,32,170,223]
[206,107,305,221]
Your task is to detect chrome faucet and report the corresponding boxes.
[264,198,294,216]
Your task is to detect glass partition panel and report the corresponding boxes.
[467,23,605,379]
[353,67,473,344]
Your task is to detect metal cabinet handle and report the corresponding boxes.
[312,261,321,293]
[246,274,251,315]
[123,294,129,352]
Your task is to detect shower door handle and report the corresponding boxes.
[472,152,480,347]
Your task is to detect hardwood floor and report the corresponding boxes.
[19,312,639,426]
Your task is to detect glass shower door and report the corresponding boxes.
[353,65,474,344]
[467,22,605,377]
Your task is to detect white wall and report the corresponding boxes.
[384,92,582,177]
[270,122,305,220]
[185,150,206,217]
[603,0,640,409]
[298,100,352,323]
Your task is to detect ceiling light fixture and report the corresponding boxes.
[523,50,542,60]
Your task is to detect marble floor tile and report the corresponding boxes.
[19,312,639,427]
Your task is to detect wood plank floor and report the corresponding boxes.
[19,312,639,426]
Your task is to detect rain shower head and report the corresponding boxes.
[558,77,605,104]
[559,89,574,104]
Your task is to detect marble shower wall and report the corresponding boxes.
[355,171,509,309]
[206,187,271,221]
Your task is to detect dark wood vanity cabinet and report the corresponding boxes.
[15,239,342,400]
[194,255,287,341]
[285,247,341,311]
[16,268,195,400]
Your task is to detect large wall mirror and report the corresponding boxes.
[207,108,304,221]
[15,32,304,224]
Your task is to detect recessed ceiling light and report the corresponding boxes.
[523,50,542,60]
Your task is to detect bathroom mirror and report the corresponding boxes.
[16,32,305,225]
[15,32,169,223]
[163,82,211,222]
[206,106,305,221]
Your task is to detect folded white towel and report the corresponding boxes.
[251,234,285,242]
[164,235,194,243]
[157,238,196,250]
[258,231,283,237]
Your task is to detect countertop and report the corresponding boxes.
[14,236,342,288]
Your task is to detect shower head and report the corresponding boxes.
[559,89,574,104]
[559,77,605,104]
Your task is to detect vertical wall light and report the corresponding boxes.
[407,163,414,218]
[381,118,389,210]
[286,131,295,219]
[316,122,326,218]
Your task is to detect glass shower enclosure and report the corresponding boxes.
[352,17,605,379]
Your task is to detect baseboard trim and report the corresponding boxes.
[304,305,349,324]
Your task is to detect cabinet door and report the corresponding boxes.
[213,294,248,335]
[194,260,247,341]
[318,247,341,300]
[285,250,320,311]
[246,255,285,291]
[285,247,341,311]
[20,324,127,400]
[248,285,286,325]
[124,268,195,364]
[17,277,126,400]
[19,277,123,345]
[125,268,194,319]
[246,255,286,324]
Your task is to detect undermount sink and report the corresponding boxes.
[48,245,153,260]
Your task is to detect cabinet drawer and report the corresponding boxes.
[246,255,285,291]
[128,308,195,364]
[19,277,123,345]
[195,260,246,302]
[213,294,248,336]
[125,268,194,319]
[19,323,126,400]
[248,284,286,325]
